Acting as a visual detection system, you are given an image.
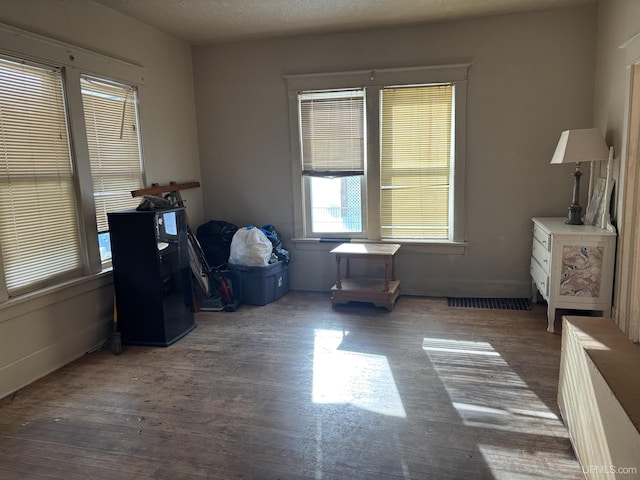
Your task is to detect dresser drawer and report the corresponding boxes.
[533,224,551,251]
[531,239,550,273]
[531,258,549,300]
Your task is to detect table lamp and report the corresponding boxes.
[551,128,609,225]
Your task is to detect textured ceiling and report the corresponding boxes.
[93,0,595,45]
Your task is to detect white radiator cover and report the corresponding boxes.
[558,316,640,479]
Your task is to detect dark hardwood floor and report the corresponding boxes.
[0,292,583,479]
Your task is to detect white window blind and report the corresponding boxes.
[380,84,453,239]
[0,56,82,295]
[81,75,143,235]
[299,89,365,176]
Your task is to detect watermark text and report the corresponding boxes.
[582,465,638,475]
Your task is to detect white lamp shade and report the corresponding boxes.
[551,128,609,164]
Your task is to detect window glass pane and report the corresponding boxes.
[98,232,112,263]
[380,84,453,239]
[310,176,362,233]
[81,75,144,262]
[0,56,82,295]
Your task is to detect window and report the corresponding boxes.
[299,89,365,234]
[0,57,82,296]
[380,84,453,239]
[0,25,146,300]
[287,65,468,243]
[81,76,144,262]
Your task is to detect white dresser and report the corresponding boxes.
[530,217,617,333]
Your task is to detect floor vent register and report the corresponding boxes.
[447,297,532,311]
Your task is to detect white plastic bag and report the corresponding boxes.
[229,226,272,267]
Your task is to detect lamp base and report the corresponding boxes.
[565,164,583,225]
[565,204,583,225]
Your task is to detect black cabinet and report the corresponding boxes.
[108,207,195,346]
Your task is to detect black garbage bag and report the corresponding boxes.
[196,220,239,268]
[260,224,290,265]
[259,224,282,248]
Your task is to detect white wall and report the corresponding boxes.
[594,0,640,152]
[0,0,202,399]
[593,0,640,213]
[192,5,598,296]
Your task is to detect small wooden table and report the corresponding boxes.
[330,243,401,311]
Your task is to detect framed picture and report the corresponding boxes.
[586,177,615,228]
[585,178,606,225]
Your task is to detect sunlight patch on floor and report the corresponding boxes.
[312,329,406,418]
[478,443,581,479]
[422,337,567,438]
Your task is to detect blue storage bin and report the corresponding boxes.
[227,261,289,306]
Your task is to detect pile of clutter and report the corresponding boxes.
[196,221,289,269]
[195,221,290,310]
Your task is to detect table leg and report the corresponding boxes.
[384,256,390,291]
[335,255,342,290]
[391,255,397,281]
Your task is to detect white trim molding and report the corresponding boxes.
[0,22,146,85]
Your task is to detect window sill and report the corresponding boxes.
[0,268,113,323]
[290,238,467,255]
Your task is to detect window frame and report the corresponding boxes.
[80,74,145,264]
[0,22,146,300]
[379,83,455,240]
[0,56,83,296]
[286,64,469,243]
[298,87,368,238]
